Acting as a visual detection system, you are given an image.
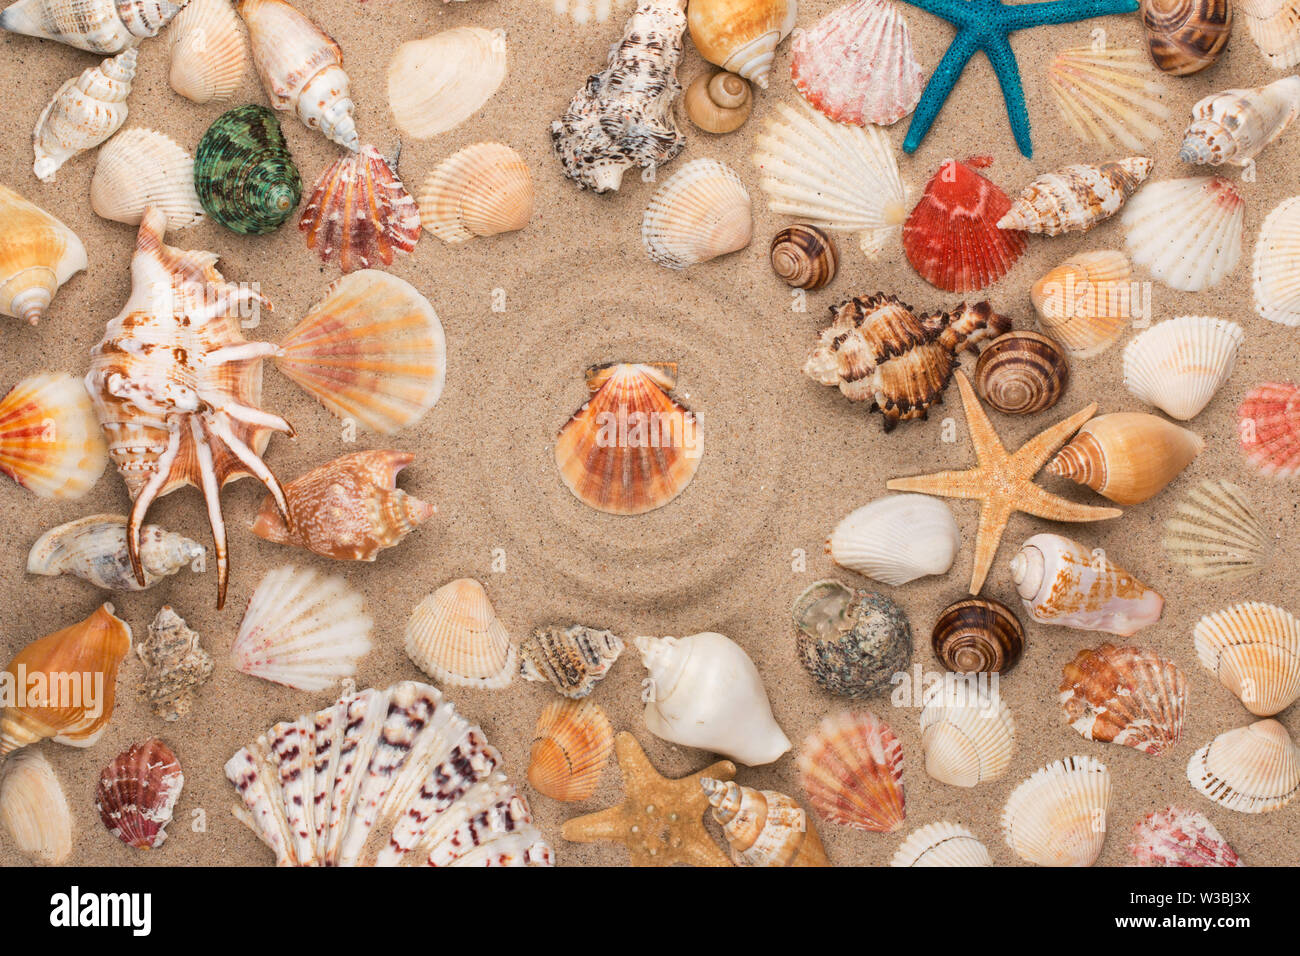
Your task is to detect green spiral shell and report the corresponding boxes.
[194,105,302,235]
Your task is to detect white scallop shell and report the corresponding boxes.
[0,749,73,864]
[890,821,992,867]
[417,142,534,244]
[1252,194,1300,326]
[167,0,247,104]
[1237,0,1300,69]
[387,27,507,140]
[404,578,516,689]
[1162,479,1271,582]
[90,128,204,230]
[549,0,629,23]
[32,47,136,183]
[1120,176,1244,292]
[919,679,1015,788]
[1001,755,1111,867]
[1187,719,1300,814]
[1122,315,1243,420]
[1195,602,1300,717]
[1048,46,1171,152]
[641,158,752,269]
[827,493,960,586]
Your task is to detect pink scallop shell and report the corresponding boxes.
[1129,806,1243,867]
[95,737,184,850]
[1238,381,1300,477]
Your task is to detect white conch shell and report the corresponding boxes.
[890,821,993,866]
[168,0,247,104]
[1252,194,1300,327]
[0,184,87,325]
[0,749,73,864]
[27,513,203,590]
[919,677,1015,788]
[1195,602,1300,717]
[1179,76,1300,173]
[1010,533,1164,636]
[826,493,960,586]
[1237,0,1300,69]
[635,632,791,766]
[1048,46,1171,152]
[1121,315,1243,420]
[32,47,136,183]
[687,0,797,89]
[388,27,507,141]
[1121,176,1244,292]
[1187,718,1300,814]
[0,0,182,53]
[641,158,752,269]
[91,128,204,230]
[1001,755,1111,866]
[997,157,1154,236]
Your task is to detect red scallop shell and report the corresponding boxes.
[95,737,184,850]
[1238,381,1300,477]
[1129,806,1243,867]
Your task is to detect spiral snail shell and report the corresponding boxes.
[974,331,1069,415]
[931,597,1025,674]
[1141,0,1232,75]
[770,224,837,290]
[684,70,753,134]
[194,104,301,235]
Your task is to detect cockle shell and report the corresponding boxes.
[276,270,446,435]
[1047,413,1203,505]
[405,578,516,689]
[388,27,507,140]
[1129,806,1242,866]
[1195,602,1300,717]
[797,710,905,831]
[1252,195,1300,327]
[791,580,912,698]
[826,494,960,586]
[1238,381,1300,477]
[769,224,837,289]
[688,0,795,89]
[701,778,830,866]
[1011,533,1164,635]
[418,142,533,244]
[1180,77,1300,171]
[1048,46,1172,152]
[237,0,358,150]
[1059,643,1187,755]
[931,597,1025,674]
[891,821,992,866]
[1123,315,1242,422]
[0,183,86,325]
[1030,250,1135,359]
[32,47,136,183]
[973,331,1070,415]
[1163,479,1270,582]
[1237,0,1300,68]
[919,678,1015,787]
[136,606,213,722]
[1187,719,1300,813]
[642,158,752,269]
[232,565,373,691]
[0,604,132,756]
[1121,176,1244,292]
[998,157,1153,236]
[0,0,182,53]
[527,698,614,802]
[96,737,183,850]
[1001,755,1111,866]
[684,70,752,134]
[167,0,247,104]
[520,625,625,698]
[0,750,73,864]
[90,128,204,231]
[0,372,107,499]
[195,105,301,235]
[1141,0,1232,75]
[27,513,202,591]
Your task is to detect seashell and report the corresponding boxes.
[417,142,533,245]
[1001,755,1111,866]
[1187,719,1300,813]
[903,157,1026,293]
[0,0,181,53]
[276,270,446,435]
[226,680,552,866]
[388,27,507,141]
[520,625,625,698]
[687,0,796,89]
[789,0,923,126]
[0,604,132,756]
[1252,195,1300,327]
[299,145,420,274]
[1121,176,1244,292]
[1011,533,1164,635]
[636,633,790,766]
[194,104,301,235]
[554,362,703,514]
[167,0,247,104]
[250,450,435,561]
[0,372,108,499]
[1048,46,1172,153]
[32,47,136,183]
[1163,479,1271,582]
[804,295,1010,430]
[797,710,905,831]
[974,331,1069,415]
[1237,0,1300,68]
[1194,602,1300,717]
[752,98,907,255]
[998,157,1153,236]
[1047,412,1203,504]
[232,565,373,692]
[1180,76,1300,172]
[931,597,1024,674]
[684,70,752,134]
[791,580,912,698]
[1059,642,1187,755]
[919,677,1016,787]
[1123,315,1242,421]
[826,495,959,586]
[1141,0,1232,75]
[527,698,614,803]
[136,606,213,722]
[1030,250,1135,359]
[0,183,86,325]
[1129,806,1242,866]
[701,778,830,866]
[95,737,183,850]
[27,513,202,591]
[1238,381,1300,477]
[405,578,516,689]
[891,821,992,866]
[770,224,837,289]
[238,0,357,150]
[641,158,752,269]
[0,750,73,864]
[90,128,204,231]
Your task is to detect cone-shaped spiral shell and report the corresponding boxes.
[1048,46,1172,152]
[1195,602,1300,717]
[0,750,72,864]
[1141,0,1232,75]
[1187,719,1300,813]
[167,0,247,104]
[554,363,703,515]
[1180,76,1300,169]
[519,625,625,698]
[701,778,830,866]
[688,0,795,89]
[137,606,213,722]
[1059,643,1187,755]
[527,698,614,802]
[998,157,1153,236]
[931,598,1025,674]
[826,495,958,587]
[418,142,533,244]
[1046,412,1203,505]
[0,184,87,325]
[0,372,107,499]
[1030,250,1135,359]
[405,578,516,689]
[769,224,837,289]
[1252,195,1300,327]
[90,128,204,230]
[32,47,136,183]
[194,104,301,235]
[791,580,912,698]
[1163,479,1271,582]
[1121,176,1244,292]
[890,821,993,866]
[276,270,446,435]
[641,158,752,269]
[1122,315,1242,420]
[1001,755,1111,866]
[973,331,1070,415]
[27,513,203,591]
[1238,381,1300,477]
[919,679,1015,787]
[1129,806,1242,866]
[1237,0,1300,68]
[96,736,183,849]
[388,27,507,140]
[797,710,905,831]
[0,0,182,53]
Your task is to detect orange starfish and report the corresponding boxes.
[887,371,1122,594]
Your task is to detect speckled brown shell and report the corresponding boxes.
[1141,0,1232,75]
[770,224,837,289]
[792,579,912,698]
[931,597,1025,673]
[974,331,1069,415]
[1060,643,1187,756]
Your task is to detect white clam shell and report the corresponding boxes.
[167,0,247,104]
[1120,176,1244,292]
[1122,315,1243,420]
[1187,719,1300,814]
[91,128,204,230]
[1195,602,1300,717]
[387,27,507,140]
[404,578,516,689]
[1001,755,1111,866]
[1048,46,1171,152]
[1162,479,1271,582]
[890,821,992,867]
[827,493,960,586]
[919,678,1015,788]
[32,47,136,183]
[1237,0,1300,69]
[27,512,203,590]
[417,142,534,244]
[0,749,73,864]
[1252,194,1300,326]
[641,158,752,269]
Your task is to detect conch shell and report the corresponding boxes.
[0,0,182,53]
[701,778,830,866]
[1047,412,1203,505]
[687,0,797,89]
[33,47,136,183]
[997,157,1153,236]
[27,513,203,591]
[1179,76,1300,174]
[0,183,86,325]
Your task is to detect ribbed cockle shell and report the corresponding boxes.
[1059,643,1187,756]
[95,737,183,849]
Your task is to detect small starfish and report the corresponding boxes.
[887,371,1122,593]
[896,0,1140,157]
[561,732,737,867]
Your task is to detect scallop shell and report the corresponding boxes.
[791,580,913,698]
[90,128,204,230]
[194,104,301,235]
[770,224,837,289]
[1195,602,1300,717]
[1122,315,1242,421]
[890,821,992,867]
[1129,806,1242,866]
[1060,643,1187,755]
[95,737,183,849]
[974,331,1069,415]
[0,0,182,53]
[1252,195,1300,327]
[418,142,533,244]
[1047,412,1203,505]
[1237,0,1300,69]
[1141,0,1232,75]
[919,678,1016,787]
[1030,250,1135,359]
[519,625,625,698]
[797,711,905,832]
[1121,176,1244,292]
[32,47,136,183]
[27,513,203,591]
[1180,76,1300,170]
[136,606,213,723]
[687,0,796,89]
[167,0,247,104]
[276,270,446,435]
[405,578,516,689]
[931,597,1024,674]
[826,494,960,586]
[387,27,507,140]
[1048,46,1171,152]
[1001,755,1112,866]
[998,158,1153,236]
[527,698,614,803]
[1162,479,1271,582]
[641,158,752,269]
[1187,719,1300,813]
[0,372,108,499]
[702,778,830,867]
[1238,381,1300,477]
[684,70,752,134]
[0,750,73,864]
[0,183,87,325]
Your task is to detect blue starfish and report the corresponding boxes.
[896,0,1139,157]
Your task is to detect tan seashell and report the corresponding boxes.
[1180,76,1300,173]
[684,70,752,134]
[702,778,830,866]
[33,47,135,183]
[891,821,993,866]
[0,372,108,499]
[90,128,204,231]
[1122,315,1242,421]
[1187,719,1300,813]
[136,606,213,722]
[769,224,837,290]
[418,143,533,244]
[974,331,1069,415]
[998,157,1153,236]
[1237,0,1300,69]
[527,699,614,803]
[1141,0,1232,75]
[27,513,203,591]
[1048,46,1171,152]
[1047,412,1203,505]
[405,578,516,689]
[0,750,73,864]
[919,678,1016,787]
[688,0,796,88]
[1060,643,1186,755]
[642,158,752,269]
[167,0,247,104]
[1030,250,1135,359]
[1121,176,1244,292]
[0,185,86,326]
[0,0,182,53]
[1001,755,1111,866]
[96,736,183,849]
[1252,194,1300,327]
[387,27,506,140]
[1163,479,1271,582]
[1195,602,1300,717]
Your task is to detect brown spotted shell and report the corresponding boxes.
[1059,643,1187,755]
[770,224,837,290]
[931,598,1025,673]
[974,331,1069,415]
[95,736,184,849]
[1141,0,1232,75]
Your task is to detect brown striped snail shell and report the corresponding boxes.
[770,224,838,290]
[1141,0,1232,75]
[684,71,753,134]
[932,598,1025,674]
[974,331,1069,415]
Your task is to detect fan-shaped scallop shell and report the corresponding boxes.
[1195,602,1300,717]
[388,27,507,140]
[797,711,905,832]
[1238,381,1300,477]
[999,157,1153,236]
[519,624,625,698]
[0,0,182,53]
[194,104,301,235]
[1047,412,1204,505]
[1001,755,1111,866]
[642,158,752,269]
[1163,479,1270,582]
[1129,806,1242,866]
[1048,46,1171,152]
[974,331,1069,415]
[890,821,993,866]
[1252,195,1300,327]
[770,224,837,289]
[1030,250,1135,359]
[0,372,107,499]
[1187,718,1300,813]
[0,182,86,326]
[405,578,516,689]
[167,0,247,104]
[1060,643,1187,756]
[826,494,960,586]
[919,678,1015,787]
[90,128,204,230]
[931,597,1024,674]
[1123,315,1242,421]
[1237,0,1300,68]
[527,698,614,803]
[32,47,135,183]
[1180,76,1300,170]
[418,142,533,245]
[96,737,183,850]
[688,0,796,89]
[28,513,202,591]
[0,750,73,864]
[1141,0,1232,75]
[1121,176,1244,292]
